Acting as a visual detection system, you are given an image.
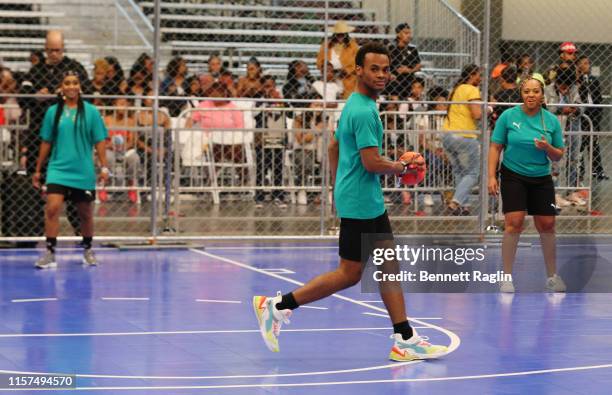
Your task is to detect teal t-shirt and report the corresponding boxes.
[491,106,564,177]
[40,102,108,190]
[334,93,385,219]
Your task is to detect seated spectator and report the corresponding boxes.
[492,66,520,120]
[91,58,110,106]
[134,52,153,82]
[237,57,263,98]
[30,50,44,68]
[184,75,203,109]
[191,83,246,183]
[104,56,125,92]
[283,60,316,115]
[127,62,152,107]
[317,21,359,99]
[102,97,139,203]
[219,70,237,97]
[0,68,22,124]
[544,67,585,207]
[313,61,343,105]
[207,54,223,79]
[161,56,189,117]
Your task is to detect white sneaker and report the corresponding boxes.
[546,274,566,292]
[82,249,98,266]
[389,331,448,361]
[499,280,515,293]
[555,194,572,207]
[253,292,292,352]
[423,194,434,206]
[35,251,57,269]
[274,198,287,209]
[297,190,307,205]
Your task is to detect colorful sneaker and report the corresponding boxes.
[82,249,98,266]
[546,274,566,292]
[35,251,57,269]
[253,292,292,352]
[389,332,448,361]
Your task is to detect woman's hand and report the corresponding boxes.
[534,136,550,151]
[488,176,499,195]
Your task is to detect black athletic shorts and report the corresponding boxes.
[499,165,557,216]
[339,210,394,262]
[46,184,96,203]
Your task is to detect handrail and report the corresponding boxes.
[439,0,481,35]
[113,0,152,51]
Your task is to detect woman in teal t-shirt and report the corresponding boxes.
[33,71,108,269]
[488,77,566,293]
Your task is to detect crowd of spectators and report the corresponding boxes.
[0,25,606,211]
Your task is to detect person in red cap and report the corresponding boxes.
[546,41,578,85]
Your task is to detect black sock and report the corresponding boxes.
[82,237,93,250]
[393,320,414,341]
[275,292,299,311]
[46,237,57,253]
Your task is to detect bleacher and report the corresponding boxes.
[137,0,392,78]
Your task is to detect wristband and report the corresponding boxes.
[399,160,410,175]
[100,167,110,175]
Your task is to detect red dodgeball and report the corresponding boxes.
[399,151,426,186]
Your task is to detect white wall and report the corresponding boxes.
[502,0,612,43]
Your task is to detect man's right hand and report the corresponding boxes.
[32,172,41,189]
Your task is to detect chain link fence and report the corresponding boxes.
[0,0,610,240]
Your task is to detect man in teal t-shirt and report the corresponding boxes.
[253,42,448,362]
[333,92,386,219]
[492,105,563,177]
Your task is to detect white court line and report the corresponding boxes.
[356,300,384,303]
[300,306,328,310]
[0,327,427,339]
[101,297,149,301]
[195,299,242,304]
[11,298,57,303]
[192,250,461,353]
[4,363,609,391]
[362,312,442,320]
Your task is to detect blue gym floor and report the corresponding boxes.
[0,239,611,394]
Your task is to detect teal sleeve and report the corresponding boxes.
[550,115,564,148]
[90,106,108,143]
[491,110,508,145]
[354,110,379,150]
[39,106,56,142]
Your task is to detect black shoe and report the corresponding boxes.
[595,172,610,181]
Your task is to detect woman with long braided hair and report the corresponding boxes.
[33,71,108,269]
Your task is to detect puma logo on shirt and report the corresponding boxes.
[512,122,521,129]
